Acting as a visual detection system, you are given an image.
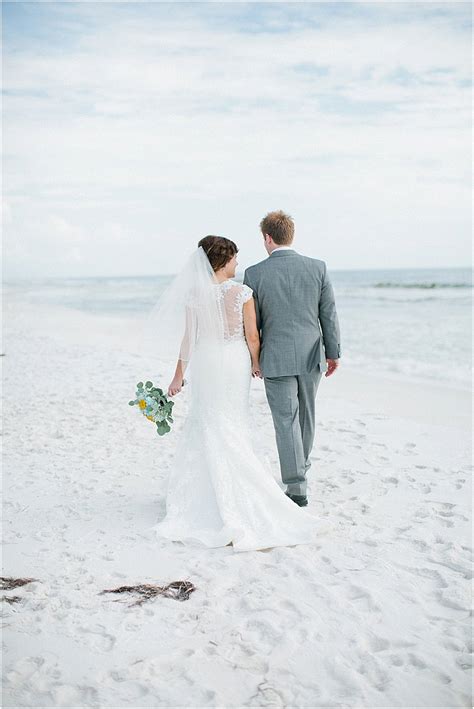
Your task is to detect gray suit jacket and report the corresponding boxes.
[243,249,341,378]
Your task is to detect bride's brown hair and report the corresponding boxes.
[198,235,238,273]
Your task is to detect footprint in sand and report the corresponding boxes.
[278,598,300,615]
[369,635,390,653]
[355,653,392,692]
[361,537,377,547]
[346,584,381,613]
[5,658,100,706]
[408,652,427,669]
[455,653,472,671]
[223,643,270,674]
[242,616,283,654]
[399,442,418,457]
[77,624,116,652]
[400,565,448,589]
[427,556,472,580]
[409,538,429,552]
[414,508,430,520]
[388,654,404,667]
[107,672,149,698]
[4,656,45,684]
[320,555,342,572]
[436,590,470,613]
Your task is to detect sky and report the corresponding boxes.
[2,1,472,278]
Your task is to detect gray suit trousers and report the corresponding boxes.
[264,369,322,496]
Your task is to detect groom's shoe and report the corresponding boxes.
[285,492,308,507]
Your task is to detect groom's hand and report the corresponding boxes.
[325,358,339,377]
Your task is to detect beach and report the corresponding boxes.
[2,298,472,708]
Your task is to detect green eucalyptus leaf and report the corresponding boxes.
[156,421,171,436]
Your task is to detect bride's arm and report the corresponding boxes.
[243,298,262,378]
[168,306,195,396]
[168,359,185,397]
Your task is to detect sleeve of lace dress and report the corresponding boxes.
[178,304,198,365]
[241,284,253,304]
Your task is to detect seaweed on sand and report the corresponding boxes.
[99,580,196,606]
[0,576,37,590]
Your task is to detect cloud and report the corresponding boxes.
[3,1,472,277]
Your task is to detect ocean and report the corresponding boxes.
[4,266,472,390]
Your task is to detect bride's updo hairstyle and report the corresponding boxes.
[198,235,238,273]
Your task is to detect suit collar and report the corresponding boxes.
[269,249,298,258]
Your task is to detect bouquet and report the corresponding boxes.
[129,380,174,436]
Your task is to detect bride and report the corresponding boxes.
[145,236,327,553]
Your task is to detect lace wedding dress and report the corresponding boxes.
[151,279,325,553]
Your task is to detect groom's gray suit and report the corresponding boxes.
[243,249,341,497]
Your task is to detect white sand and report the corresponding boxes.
[2,300,472,708]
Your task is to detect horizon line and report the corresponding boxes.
[3,264,472,281]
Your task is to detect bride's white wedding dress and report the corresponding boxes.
[151,279,326,553]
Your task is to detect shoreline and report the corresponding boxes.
[3,299,473,392]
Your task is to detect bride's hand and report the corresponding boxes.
[252,363,262,379]
[168,376,184,397]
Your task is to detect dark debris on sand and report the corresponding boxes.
[0,576,38,591]
[2,595,23,605]
[1,577,38,607]
[99,580,196,606]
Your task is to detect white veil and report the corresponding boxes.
[140,246,228,405]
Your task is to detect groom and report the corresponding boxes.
[243,210,341,507]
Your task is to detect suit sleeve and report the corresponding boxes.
[243,268,261,334]
[318,262,341,359]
